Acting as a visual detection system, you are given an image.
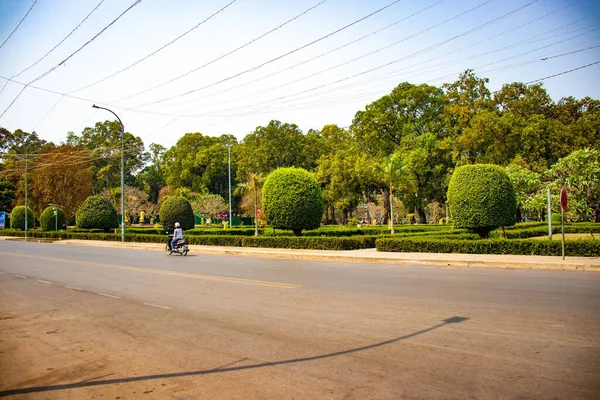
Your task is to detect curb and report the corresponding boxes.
[2,237,599,271]
[51,239,600,272]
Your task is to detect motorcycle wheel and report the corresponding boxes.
[165,244,172,255]
[182,248,188,256]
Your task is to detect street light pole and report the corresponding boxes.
[24,141,32,240]
[49,203,63,232]
[226,143,232,228]
[92,105,125,242]
[25,145,28,240]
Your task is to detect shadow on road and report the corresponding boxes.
[0,316,468,397]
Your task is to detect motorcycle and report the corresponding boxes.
[165,233,189,256]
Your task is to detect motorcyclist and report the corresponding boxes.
[171,222,183,250]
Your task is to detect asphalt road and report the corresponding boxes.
[0,241,599,399]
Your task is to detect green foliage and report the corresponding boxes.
[448,164,517,237]
[159,196,194,231]
[67,120,147,193]
[0,179,16,211]
[242,236,377,250]
[262,167,324,236]
[376,236,599,257]
[76,195,119,232]
[237,120,319,177]
[10,206,35,230]
[161,133,236,198]
[549,148,600,222]
[40,206,66,231]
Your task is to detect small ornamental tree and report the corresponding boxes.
[10,206,35,230]
[262,167,324,236]
[40,206,66,231]
[447,164,517,238]
[159,196,195,231]
[76,195,119,232]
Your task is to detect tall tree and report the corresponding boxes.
[66,120,146,193]
[315,125,364,224]
[237,120,317,176]
[137,143,166,203]
[28,144,94,220]
[162,133,236,200]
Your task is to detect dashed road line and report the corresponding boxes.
[0,271,5,274]
[98,292,121,299]
[65,286,83,291]
[14,275,27,279]
[144,302,170,310]
[38,280,52,284]
[0,252,300,289]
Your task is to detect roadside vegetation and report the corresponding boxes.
[1,70,598,256]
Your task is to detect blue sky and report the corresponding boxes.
[0,0,598,149]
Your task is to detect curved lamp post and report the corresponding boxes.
[92,104,125,242]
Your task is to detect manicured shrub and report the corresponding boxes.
[159,196,194,231]
[10,206,35,230]
[40,206,66,231]
[448,164,517,238]
[376,237,600,257]
[76,195,119,232]
[262,167,324,236]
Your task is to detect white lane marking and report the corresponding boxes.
[38,280,52,284]
[14,275,27,279]
[144,302,170,310]
[98,292,121,299]
[0,271,5,274]
[65,286,83,291]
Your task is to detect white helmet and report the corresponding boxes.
[174,222,180,228]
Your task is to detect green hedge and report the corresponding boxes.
[0,229,377,250]
[376,237,600,257]
[241,235,377,250]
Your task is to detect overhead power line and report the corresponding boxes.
[149,0,447,112]
[111,0,331,104]
[0,0,38,51]
[70,0,238,94]
[178,0,495,114]
[177,0,533,117]
[0,0,143,120]
[125,0,404,108]
[0,0,106,95]
[525,60,600,84]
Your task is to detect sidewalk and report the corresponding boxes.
[5,237,598,271]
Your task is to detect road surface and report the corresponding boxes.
[0,241,599,399]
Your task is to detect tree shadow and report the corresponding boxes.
[0,316,468,397]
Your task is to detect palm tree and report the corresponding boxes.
[234,172,265,236]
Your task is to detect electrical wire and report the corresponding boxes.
[0,0,38,51]
[173,0,498,114]
[0,0,143,120]
[0,0,106,95]
[70,0,238,94]
[148,0,447,112]
[525,60,600,84]
[125,0,404,109]
[111,0,330,104]
[174,0,538,117]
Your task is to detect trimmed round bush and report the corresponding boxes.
[262,167,324,236]
[10,206,35,230]
[447,164,517,238]
[76,195,119,232]
[40,206,66,231]
[159,196,194,231]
